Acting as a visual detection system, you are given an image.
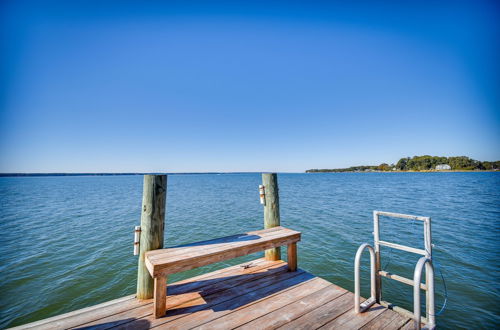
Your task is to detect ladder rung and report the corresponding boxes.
[374,211,429,222]
[378,240,427,255]
[379,270,427,290]
[379,300,428,324]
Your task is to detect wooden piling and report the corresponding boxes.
[137,175,167,300]
[262,173,281,261]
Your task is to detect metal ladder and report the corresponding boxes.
[354,211,436,329]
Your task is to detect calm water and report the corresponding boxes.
[0,173,499,329]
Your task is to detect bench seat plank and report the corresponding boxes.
[146,226,285,261]
[145,226,300,277]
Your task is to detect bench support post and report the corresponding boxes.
[154,275,167,318]
[287,242,297,271]
[263,173,281,261]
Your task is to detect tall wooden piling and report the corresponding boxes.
[137,175,167,300]
[262,173,281,261]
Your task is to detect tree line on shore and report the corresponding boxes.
[306,155,500,172]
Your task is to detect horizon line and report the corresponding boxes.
[0,171,305,177]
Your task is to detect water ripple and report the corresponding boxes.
[0,173,499,329]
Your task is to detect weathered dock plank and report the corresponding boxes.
[75,260,289,329]
[236,284,348,330]
[318,302,386,329]
[277,291,354,330]
[190,277,330,329]
[360,309,411,330]
[14,258,413,330]
[121,267,310,329]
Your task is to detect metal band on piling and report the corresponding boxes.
[259,185,266,205]
[133,226,141,256]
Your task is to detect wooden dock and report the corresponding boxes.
[10,175,428,329]
[16,258,414,330]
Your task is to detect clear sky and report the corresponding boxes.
[1,0,499,173]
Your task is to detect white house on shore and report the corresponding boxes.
[435,164,451,170]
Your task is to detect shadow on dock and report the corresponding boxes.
[166,266,314,316]
[18,259,412,330]
[74,319,151,329]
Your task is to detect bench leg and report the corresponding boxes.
[287,243,297,272]
[154,275,167,318]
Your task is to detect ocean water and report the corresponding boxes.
[0,173,499,329]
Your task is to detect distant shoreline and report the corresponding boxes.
[306,155,499,173]
[0,170,498,178]
[0,172,261,177]
[305,170,499,173]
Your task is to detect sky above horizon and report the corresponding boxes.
[1,0,499,173]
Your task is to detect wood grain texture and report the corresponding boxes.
[263,173,281,261]
[287,242,297,272]
[17,258,412,330]
[318,301,387,329]
[236,284,348,330]
[145,227,300,277]
[153,271,315,329]
[65,259,285,330]
[10,295,140,330]
[123,265,308,329]
[399,318,417,330]
[194,277,331,329]
[137,175,167,300]
[146,227,285,260]
[154,275,167,318]
[360,309,411,330]
[277,291,354,330]
[359,310,399,330]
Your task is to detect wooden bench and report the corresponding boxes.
[145,226,301,318]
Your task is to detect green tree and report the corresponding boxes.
[377,163,390,171]
[396,157,410,170]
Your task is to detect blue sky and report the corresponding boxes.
[1,0,499,172]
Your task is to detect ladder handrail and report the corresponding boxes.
[352,211,436,329]
[374,210,429,222]
[373,211,433,314]
[373,210,432,260]
[414,257,436,330]
[354,243,377,313]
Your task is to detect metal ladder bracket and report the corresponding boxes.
[359,297,376,312]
